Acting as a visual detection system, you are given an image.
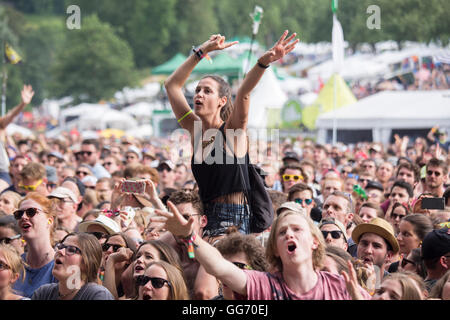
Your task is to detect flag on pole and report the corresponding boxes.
[5,43,22,65]
[332,14,344,74]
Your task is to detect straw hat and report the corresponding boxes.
[352,218,399,253]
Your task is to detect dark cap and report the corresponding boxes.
[283,151,300,162]
[421,228,450,260]
[365,180,384,192]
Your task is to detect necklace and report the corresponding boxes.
[202,136,215,149]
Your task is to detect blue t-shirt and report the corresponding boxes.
[13,253,58,298]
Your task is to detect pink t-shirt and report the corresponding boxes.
[235,270,371,300]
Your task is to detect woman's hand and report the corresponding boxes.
[258,30,299,66]
[143,179,159,201]
[199,34,238,54]
[21,85,34,105]
[109,247,134,264]
[151,200,194,238]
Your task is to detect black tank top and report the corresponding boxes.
[191,123,250,203]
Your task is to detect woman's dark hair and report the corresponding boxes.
[408,248,427,279]
[105,233,137,253]
[402,214,433,241]
[202,75,234,122]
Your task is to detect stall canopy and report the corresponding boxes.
[315,90,450,144]
[151,53,187,75]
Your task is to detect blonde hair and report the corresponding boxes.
[0,243,25,285]
[266,210,325,272]
[382,271,425,300]
[0,191,22,211]
[146,261,190,300]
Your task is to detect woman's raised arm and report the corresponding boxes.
[152,201,248,296]
[164,35,238,133]
[227,30,299,131]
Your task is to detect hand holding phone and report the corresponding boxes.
[121,180,146,194]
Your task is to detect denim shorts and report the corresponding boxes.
[203,202,250,237]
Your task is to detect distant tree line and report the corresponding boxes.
[0,0,447,106]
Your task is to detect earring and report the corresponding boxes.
[48,220,52,225]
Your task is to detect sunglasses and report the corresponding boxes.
[0,261,10,270]
[0,234,21,244]
[439,221,450,229]
[427,170,441,177]
[391,213,406,220]
[88,232,107,240]
[232,261,252,270]
[55,243,82,256]
[321,230,343,239]
[401,258,416,268]
[358,178,371,183]
[282,174,303,182]
[102,243,124,252]
[294,198,313,205]
[76,151,93,157]
[157,167,171,172]
[19,179,43,191]
[136,275,171,289]
[13,207,42,220]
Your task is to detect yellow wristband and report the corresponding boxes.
[178,110,192,123]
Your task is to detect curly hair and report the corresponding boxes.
[215,231,269,272]
[168,190,203,216]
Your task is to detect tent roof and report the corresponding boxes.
[152,53,187,75]
[316,90,450,129]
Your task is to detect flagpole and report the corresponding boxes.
[1,40,7,118]
[245,6,263,77]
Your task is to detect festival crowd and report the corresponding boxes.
[0,33,449,301]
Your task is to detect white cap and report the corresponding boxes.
[48,187,78,203]
[78,214,120,235]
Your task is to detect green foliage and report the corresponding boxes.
[50,15,138,103]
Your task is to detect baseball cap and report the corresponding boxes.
[365,180,384,192]
[157,160,175,171]
[48,151,64,161]
[276,201,306,216]
[126,145,142,160]
[421,228,450,260]
[282,151,300,162]
[45,166,58,184]
[319,218,348,242]
[78,214,121,235]
[48,187,78,203]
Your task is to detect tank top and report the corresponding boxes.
[191,123,250,203]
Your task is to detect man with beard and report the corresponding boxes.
[424,157,448,197]
[352,218,399,286]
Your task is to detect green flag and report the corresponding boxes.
[331,0,338,13]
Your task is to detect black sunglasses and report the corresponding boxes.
[76,151,93,157]
[0,234,21,244]
[13,207,41,220]
[88,232,107,240]
[401,258,416,268]
[232,261,252,270]
[136,275,171,289]
[321,230,343,239]
[55,243,82,256]
[427,170,441,177]
[102,243,124,252]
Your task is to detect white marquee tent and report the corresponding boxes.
[316,90,450,144]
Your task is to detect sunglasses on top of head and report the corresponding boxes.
[13,207,42,220]
[136,275,171,289]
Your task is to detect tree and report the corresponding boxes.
[50,15,138,103]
